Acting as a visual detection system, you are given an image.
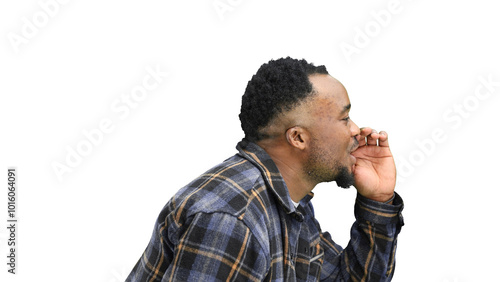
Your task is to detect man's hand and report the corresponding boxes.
[351,127,396,203]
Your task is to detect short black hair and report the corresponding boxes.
[239,57,329,141]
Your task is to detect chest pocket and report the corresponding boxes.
[308,243,325,280]
[294,243,324,281]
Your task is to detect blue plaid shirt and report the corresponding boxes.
[126,139,404,281]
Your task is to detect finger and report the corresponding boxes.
[378,131,390,147]
[359,127,372,138]
[367,129,379,146]
[358,127,371,146]
[357,134,367,146]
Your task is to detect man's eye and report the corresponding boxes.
[342,116,350,121]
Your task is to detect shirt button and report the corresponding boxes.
[293,213,303,222]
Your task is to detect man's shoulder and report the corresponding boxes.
[167,154,270,222]
[153,153,279,257]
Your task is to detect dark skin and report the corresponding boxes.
[256,74,396,203]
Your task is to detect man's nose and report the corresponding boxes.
[351,120,360,137]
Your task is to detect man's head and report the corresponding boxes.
[239,57,328,141]
[239,57,360,189]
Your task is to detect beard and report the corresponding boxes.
[304,143,355,188]
[332,165,355,188]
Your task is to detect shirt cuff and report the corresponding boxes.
[354,192,404,225]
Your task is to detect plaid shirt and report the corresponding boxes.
[126,139,404,281]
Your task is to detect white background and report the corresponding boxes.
[1,0,499,281]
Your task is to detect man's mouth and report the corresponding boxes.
[350,154,356,163]
[349,140,359,168]
[350,140,359,153]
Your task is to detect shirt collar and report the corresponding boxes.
[236,138,301,214]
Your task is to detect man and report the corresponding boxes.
[126,57,404,281]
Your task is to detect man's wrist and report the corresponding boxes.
[383,193,396,204]
[354,192,404,226]
[363,193,395,203]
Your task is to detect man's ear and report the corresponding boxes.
[285,126,308,150]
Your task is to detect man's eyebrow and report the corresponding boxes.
[340,104,351,114]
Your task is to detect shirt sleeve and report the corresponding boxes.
[319,192,404,281]
[127,212,269,282]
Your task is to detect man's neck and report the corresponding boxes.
[256,140,316,202]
